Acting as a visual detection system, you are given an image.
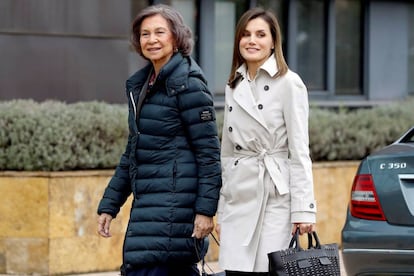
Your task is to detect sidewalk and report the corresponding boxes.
[67,257,347,276]
[67,262,223,276]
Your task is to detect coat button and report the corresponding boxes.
[228,126,233,132]
[264,85,269,91]
[309,203,314,209]
[236,145,242,150]
[229,106,233,112]
[234,160,238,165]
[258,104,263,110]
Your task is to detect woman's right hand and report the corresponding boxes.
[292,223,316,235]
[97,213,113,238]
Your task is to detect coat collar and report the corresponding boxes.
[126,53,207,95]
[236,54,278,80]
[126,53,186,92]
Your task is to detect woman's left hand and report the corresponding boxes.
[97,213,113,238]
[192,214,214,239]
[292,223,316,235]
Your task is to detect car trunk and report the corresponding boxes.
[368,144,414,226]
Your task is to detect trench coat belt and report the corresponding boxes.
[236,148,289,195]
[235,148,289,246]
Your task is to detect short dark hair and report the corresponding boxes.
[131,4,194,57]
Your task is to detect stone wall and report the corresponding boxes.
[0,161,358,275]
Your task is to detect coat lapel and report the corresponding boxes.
[233,78,268,130]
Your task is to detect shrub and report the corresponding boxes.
[0,98,413,171]
[0,100,128,171]
[308,98,414,161]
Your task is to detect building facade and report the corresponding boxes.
[0,0,413,106]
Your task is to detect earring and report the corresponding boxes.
[174,47,179,53]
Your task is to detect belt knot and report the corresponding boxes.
[258,149,267,160]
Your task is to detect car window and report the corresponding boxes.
[400,128,414,143]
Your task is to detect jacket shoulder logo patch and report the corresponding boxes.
[200,110,213,121]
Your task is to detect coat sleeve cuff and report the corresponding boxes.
[291,212,316,223]
[291,199,317,213]
[291,199,317,223]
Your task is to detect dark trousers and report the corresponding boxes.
[226,270,269,276]
[225,271,268,276]
[126,264,200,276]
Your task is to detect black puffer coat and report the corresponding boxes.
[97,53,222,271]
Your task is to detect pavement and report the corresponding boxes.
[67,262,223,276]
[67,262,222,276]
[0,253,346,275]
[67,256,348,276]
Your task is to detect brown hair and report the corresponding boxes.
[131,4,193,58]
[228,8,288,87]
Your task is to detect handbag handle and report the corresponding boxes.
[289,228,321,251]
[194,233,221,276]
[308,230,322,249]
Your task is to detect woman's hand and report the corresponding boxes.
[192,214,214,239]
[292,223,316,235]
[97,213,113,238]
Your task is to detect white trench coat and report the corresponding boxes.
[217,55,317,272]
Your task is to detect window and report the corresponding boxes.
[408,3,414,94]
[296,0,327,91]
[214,0,248,94]
[170,0,197,59]
[335,0,362,95]
[214,1,236,94]
[257,0,287,57]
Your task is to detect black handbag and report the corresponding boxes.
[268,229,340,276]
[195,234,226,276]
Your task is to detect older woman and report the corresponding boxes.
[217,8,317,275]
[97,4,222,276]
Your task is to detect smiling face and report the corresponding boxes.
[140,14,175,73]
[239,17,274,74]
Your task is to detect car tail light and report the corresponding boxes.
[350,174,386,220]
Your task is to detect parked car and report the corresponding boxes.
[342,126,414,276]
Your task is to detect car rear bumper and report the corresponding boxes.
[342,213,414,275]
[342,249,414,276]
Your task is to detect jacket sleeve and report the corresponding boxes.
[283,72,317,223]
[177,76,222,217]
[97,134,132,218]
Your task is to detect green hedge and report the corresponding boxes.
[308,100,413,161]
[0,98,413,171]
[0,100,128,171]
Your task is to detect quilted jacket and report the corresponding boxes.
[97,53,222,271]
